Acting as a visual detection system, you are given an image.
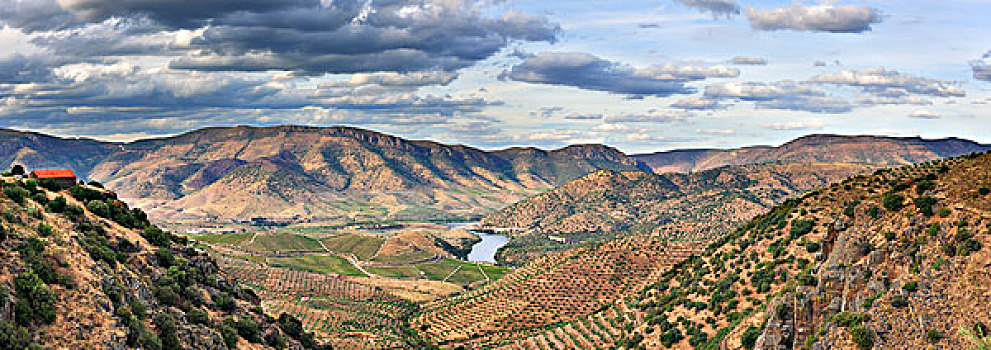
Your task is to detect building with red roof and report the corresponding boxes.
[29,170,78,188]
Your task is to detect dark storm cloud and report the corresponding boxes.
[677,0,740,17]
[745,2,881,33]
[0,0,559,75]
[504,52,737,98]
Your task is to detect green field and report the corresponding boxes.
[366,258,511,285]
[370,250,436,264]
[321,234,385,260]
[365,265,423,279]
[185,232,254,245]
[244,234,325,253]
[267,255,365,276]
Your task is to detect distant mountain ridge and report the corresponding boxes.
[0,125,647,220]
[634,134,991,173]
[1,126,987,221]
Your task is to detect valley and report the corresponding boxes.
[1,126,989,349]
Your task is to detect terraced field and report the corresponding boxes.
[412,238,706,347]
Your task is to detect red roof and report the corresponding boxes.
[30,170,77,179]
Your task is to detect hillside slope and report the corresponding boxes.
[634,134,990,173]
[482,162,879,264]
[0,178,317,349]
[619,151,991,349]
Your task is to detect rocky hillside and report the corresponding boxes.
[634,134,990,173]
[483,162,879,264]
[0,178,321,349]
[620,151,991,349]
[0,125,647,221]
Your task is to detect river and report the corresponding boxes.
[447,222,510,264]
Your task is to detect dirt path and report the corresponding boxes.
[316,237,376,278]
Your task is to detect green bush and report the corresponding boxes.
[234,318,262,343]
[741,326,761,350]
[915,180,935,195]
[13,271,57,326]
[850,325,875,350]
[891,294,909,308]
[153,314,181,350]
[0,320,41,349]
[789,219,815,238]
[882,193,905,211]
[188,309,211,326]
[143,226,171,247]
[913,197,937,216]
[36,223,53,237]
[3,184,29,204]
[902,281,918,293]
[927,329,944,343]
[278,313,304,339]
[979,187,990,196]
[867,206,880,219]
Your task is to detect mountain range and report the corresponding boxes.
[1,126,987,222]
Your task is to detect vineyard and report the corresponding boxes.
[412,238,706,347]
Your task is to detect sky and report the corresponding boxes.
[0,0,988,153]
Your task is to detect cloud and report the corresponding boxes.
[730,56,768,66]
[670,96,724,110]
[855,95,932,106]
[745,2,881,33]
[604,112,694,123]
[809,67,966,97]
[530,106,565,119]
[974,50,991,82]
[764,120,826,130]
[677,0,741,17]
[504,52,738,98]
[695,128,736,135]
[908,110,941,119]
[705,80,852,113]
[563,113,603,120]
[319,71,458,88]
[0,0,560,76]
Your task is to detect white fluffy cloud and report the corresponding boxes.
[745,2,881,33]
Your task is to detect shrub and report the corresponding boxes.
[155,248,176,268]
[143,226,171,247]
[153,313,181,350]
[914,197,937,216]
[86,200,112,218]
[789,219,815,239]
[927,329,944,343]
[804,241,821,253]
[216,321,239,348]
[0,321,41,349]
[3,184,29,204]
[867,206,880,219]
[234,318,262,343]
[278,313,304,339]
[980,187,990,196]
[850,325,875,350]
[46,196,68,213]
[915,180,936,195]
[741,326,761,350]
[891,294,909,308]
[36,223,53,237]
[831,312,865,328]
[882,193,905,211]
[902,281,918,293]
[13,271,57,326]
